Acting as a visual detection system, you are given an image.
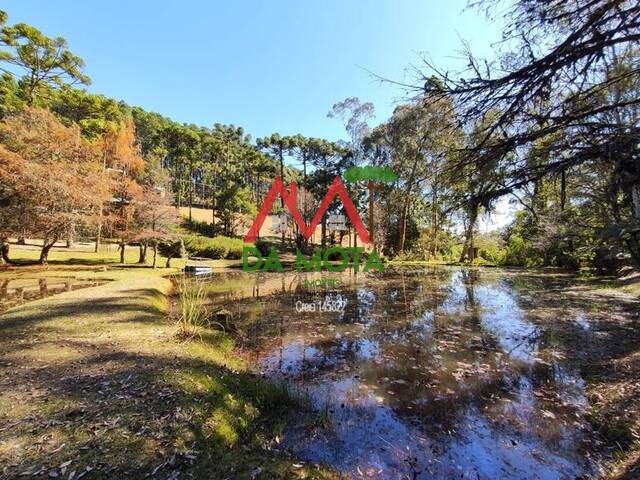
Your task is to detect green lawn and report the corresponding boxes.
[0,247,338,479]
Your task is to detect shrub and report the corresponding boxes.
[254,239,271,257]
[502,235,534,266]
[202,241,229,259]
[158,239,186,267]
[225,239,245,259]
[182,219,218,237]
[184,235,247,260]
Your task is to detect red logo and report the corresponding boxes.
[244,176,371,243]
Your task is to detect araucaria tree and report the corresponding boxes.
[0,10,90,106]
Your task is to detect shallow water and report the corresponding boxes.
[193,266,640,479]
[0,277,105,313]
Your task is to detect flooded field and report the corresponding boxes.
[189,266,640,479]
[0,277,106,313]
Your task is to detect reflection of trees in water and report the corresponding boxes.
[355,270,506,437]
[203,268,614,456]
[0,278,92,312]
[507,273,640,364]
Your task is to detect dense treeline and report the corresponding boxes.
[0,1,638,274]
[0,10,283,264]
[408,0,640,272]
[349,0,640,273]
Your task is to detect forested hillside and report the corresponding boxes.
[1,1,639,275]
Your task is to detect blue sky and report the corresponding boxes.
[3,0,501,142]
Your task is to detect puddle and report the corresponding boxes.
[185,266,640,479]
[0,277,106,313]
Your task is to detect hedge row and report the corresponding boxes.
[184,235,247,260]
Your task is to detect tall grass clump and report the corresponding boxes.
[177,277,209,338]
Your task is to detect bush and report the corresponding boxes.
[158,239,186,267]
[184,235,247,260]
[204,242,229,259]
[502,235,535,266]
[254,239,271,257]
[392,250,423,262]
[181,219,226,237]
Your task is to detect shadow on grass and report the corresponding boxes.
[0,287,168,345]
[0,284,335,479]
[0,339,319,478]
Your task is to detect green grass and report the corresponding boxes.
[4,242,171,266]
[2,242,245,271]
[0,249,339,479]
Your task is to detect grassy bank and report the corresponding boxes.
[0,257,337,479]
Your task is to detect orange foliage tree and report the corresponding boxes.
[0,107,110,264]
[132,186,178,267]
[100,117,177,264]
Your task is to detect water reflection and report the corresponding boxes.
[0,277,105,313]
[189,266,638,479]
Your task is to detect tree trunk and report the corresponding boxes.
[39,235,58,266]
[279,147,285,247]
[368,180,375,245]
[560,169,567,212]
[212,167,218,235]
[632,183,640,220]
[399,155,420,254]
[152,243,158,269]
[66,223,75,248]
[119,242,126,264]
[430,181,439,259]
[321,216,327,248]
[188,177,193,224]
[95,213,102,253]
[93,219,102,253]
[0,240,5,264]
[399,192,411,253]
[166,256,172,268]
[0,239,11,264]
[459,204,478,263]
[211,196,216,233]
[628,183,640,267]
[138,242,148,264]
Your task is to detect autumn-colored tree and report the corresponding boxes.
[0,107,109,264]
[99,117,179,265]
[97,118,146,255]
[132,186,179,268]
[101,117,145,174]
[0,143,22,262]
[104,175,142,264]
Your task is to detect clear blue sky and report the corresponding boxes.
[3,0,500,142]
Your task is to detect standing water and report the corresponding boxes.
[0,277,106,313]
[191,266,640,479]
